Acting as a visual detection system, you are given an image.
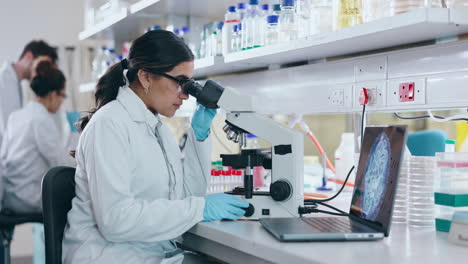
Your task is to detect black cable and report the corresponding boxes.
[318,202,347,215]
[298,207,348,216]
[394,112,468,122]
[314,209,348,216]
[305,165,355,203]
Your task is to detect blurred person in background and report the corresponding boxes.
[0,58,75,214]
[0,40,58,149]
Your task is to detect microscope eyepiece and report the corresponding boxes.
[183,80,224,109]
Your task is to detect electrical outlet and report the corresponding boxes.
[387,78,426,106]
[354,82,386,107]
[399,82,415,102]
[329,88,344,106]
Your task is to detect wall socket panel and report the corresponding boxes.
[353,81,386,108]
[387,78,426,106]
[328,86,352,107]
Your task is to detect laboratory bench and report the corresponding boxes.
[182,193,468,264]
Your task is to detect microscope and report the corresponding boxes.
[184,80,304,218]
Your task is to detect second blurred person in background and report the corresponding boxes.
[0,58,75,214]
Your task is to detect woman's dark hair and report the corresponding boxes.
[78,30,194,131]
[30,59,65,97]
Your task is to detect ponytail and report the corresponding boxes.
[78,29,194,132]
[78,61,126,132]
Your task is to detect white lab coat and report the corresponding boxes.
[62,86,210,264]
[0,101,76,213]
[0,61,21,153]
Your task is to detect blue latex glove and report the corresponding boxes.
[203,193,249,222]
[66,111,81,133]
[191,104,217,141]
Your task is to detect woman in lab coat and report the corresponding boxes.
[62,30,248,263]
[0,59,75,213]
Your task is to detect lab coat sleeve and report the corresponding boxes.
[33,116,76,167]
[84,118,205,243]
[182,127,211,197]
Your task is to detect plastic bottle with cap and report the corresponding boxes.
[445,139,456,153]
[237,3,248,50]
[273,4,282,16]
[265,15,279,46]
[231,24,239,52]
[259,4,269,47]
[334,133,356,186]
[245,0,261,49]
[279,0,298,42]
[211,21,224,56]
[222,6,240,55]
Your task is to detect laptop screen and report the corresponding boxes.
[349,126,407,235]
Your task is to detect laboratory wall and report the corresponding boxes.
[0,0,83,62]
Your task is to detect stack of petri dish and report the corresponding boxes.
[393,157,410,223]
[408,156,437,227]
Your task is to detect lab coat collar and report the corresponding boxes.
[28,100,49,114]
[1,61,19,84]
[117,86,160,130]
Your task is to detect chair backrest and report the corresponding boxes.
[407,129,448,156]
[42,166,76,264]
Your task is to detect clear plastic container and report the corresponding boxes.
[295,0,311,39]
[408,156,437,227]
[279,0,298,42]
[362,0,390,23]
[393,156,409,223]
[435,152,468,194]
[309,0,333,35]
[333,0,363,30]
[435,204,468,230]
[334,133,356,184]
[265,15,280,46]
[245,0,262,49]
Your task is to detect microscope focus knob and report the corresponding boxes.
[270,180,292,201]
[244,203,255,217]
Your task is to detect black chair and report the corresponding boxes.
[0,211,42,264]
[42,166,76,264]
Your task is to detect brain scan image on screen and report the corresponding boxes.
[362,132,391,221]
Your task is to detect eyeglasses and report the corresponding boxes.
[144,69,192,94]
[58,91,67,99]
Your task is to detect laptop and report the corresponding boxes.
[260,125,407,241]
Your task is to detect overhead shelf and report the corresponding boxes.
[79,6,468,79]
[129,0,227,18]
[208,8,468,77]
[79,8,128,41]
[79,0,225,42]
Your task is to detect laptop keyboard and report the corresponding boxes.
[302,217,353,233]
